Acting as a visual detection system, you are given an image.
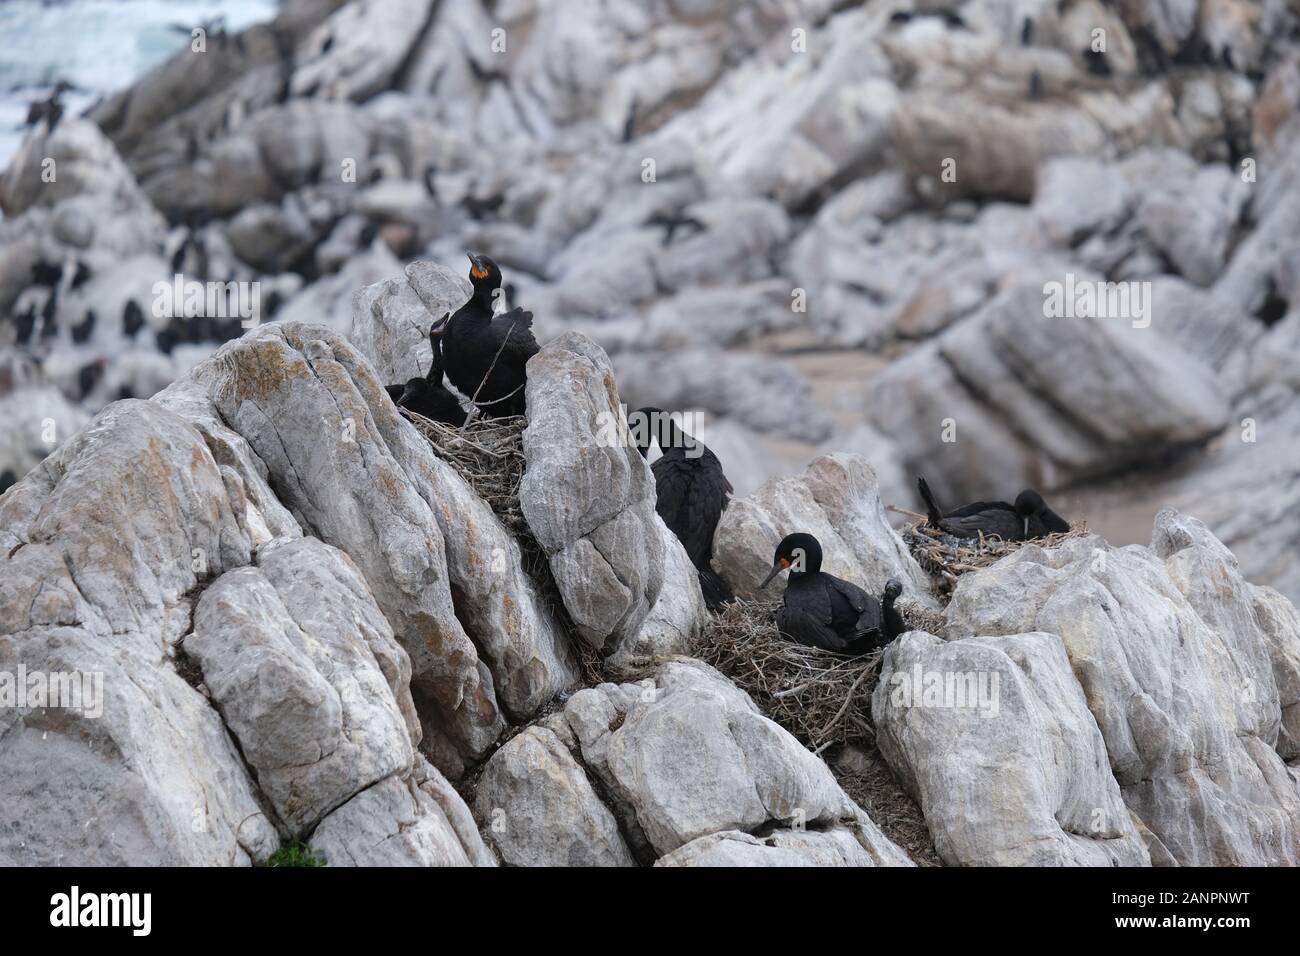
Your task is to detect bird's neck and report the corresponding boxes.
[470,283,499,313]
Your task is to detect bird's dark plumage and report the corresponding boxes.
[395,331,467,427]
[917,476,1070,541]
[433,253,538,418]
[633,407,734,611]
[761,533,905,654]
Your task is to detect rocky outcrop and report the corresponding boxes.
[943,512,1300,866]
[476,660,914,867]
[866,277,1230,504]
[519,333,665,652]
[873,631,1151,866]
[712,452,932,604]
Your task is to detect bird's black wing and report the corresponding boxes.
[827,574,882,643]
[943,499,1015,519]
[651,448,731,569]
[488,308,539,363]
[1039,507,1071,534]
[941,507,1024,541]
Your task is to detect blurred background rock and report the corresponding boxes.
[2,0,1298,601]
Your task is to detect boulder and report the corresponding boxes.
[943,518,1300,865]
[712,453,932,604]
[475,726,637,867]
[873,631,1150,866]
[186,537,417,835]
[520,333,665,651]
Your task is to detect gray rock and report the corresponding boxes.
[866,277,1230,504]
[186,538,417,835]
[552,659,913,864]
[310,757,493,867]
[0,399,278,865]
[349,260,470,385]
[943,518,1300,865]
[475,726,636,867]
[873,631,1150,866]
[520,333,665,651]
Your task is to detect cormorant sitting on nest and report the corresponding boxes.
[386,329,467,427]
[760,533,905,654]
[917,476,1069,541]
[632,407,734,611]
[430,253,538,418]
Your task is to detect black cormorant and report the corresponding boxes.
[759,533,905,654]
[392,329,468,427]
[917,476,1070,541]
[632,407,734,610]
[430,253,538,418]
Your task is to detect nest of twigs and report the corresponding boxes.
[903,519,1090,602]
[406,413,531,536]
[404,410,601,674]
[696,598,930,754]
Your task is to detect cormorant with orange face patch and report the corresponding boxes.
[431,253,538,418]
[760,533,905,654]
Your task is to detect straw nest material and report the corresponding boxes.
[695,596,939,754]
[403,409,608,684]
[903,519,1090,601]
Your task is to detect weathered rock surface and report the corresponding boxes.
[0,399,278,865]
[712,453,933,604]
[310,757,494,867]
[944,514,1300,865]
[186,537,417,835]
[475,726,636,867]
[873,631,1150,866]
[520,333,665,652]
[166,321,580,774]
[866,277,1230,504]
[479,660,913,867]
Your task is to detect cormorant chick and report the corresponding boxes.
[430,253,538,418]
[760,533,905,654]
[632,407,734,610]
[393,329,467,427]
[917,476,1070,541]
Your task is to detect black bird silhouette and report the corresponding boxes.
[760,533,905,654]
[22,81,75,133]
[430,253,538,418]
[632,407,734,611]
[917,476,1070,541]
[391,329,467,427]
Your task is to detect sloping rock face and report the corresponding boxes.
[873,631,1150,866]
[0,398,279,865]
[164,321,580,774]
[186,537,417,835]
[350,260,470,385]
[864,277,1231,504]
[943,511,1300,866]
[475,660,914,867]
[712,453,932,604]
[519,333,666,651]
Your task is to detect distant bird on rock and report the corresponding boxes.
[632,407,734,610]
[431,253,538,418]
[760,532,905,654]
[917,476,1070,541]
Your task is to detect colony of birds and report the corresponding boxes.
[399,254,1074,749]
